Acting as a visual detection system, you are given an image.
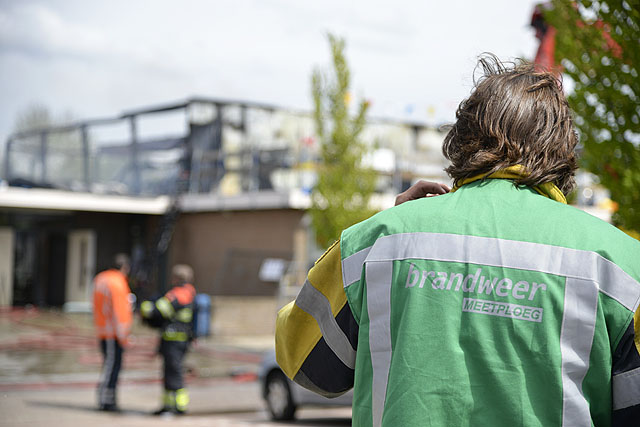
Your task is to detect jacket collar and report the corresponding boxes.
[451,165,567,204]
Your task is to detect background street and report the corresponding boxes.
[1,381,352,426]
[0,308,352,426]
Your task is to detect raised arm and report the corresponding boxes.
[395,180,450,206]
[275,241,358,397]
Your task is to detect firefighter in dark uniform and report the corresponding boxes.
[140,264,196,415]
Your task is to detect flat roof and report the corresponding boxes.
[0,186,415,215]
[0,187,308,214]
[0,186,170,215]
[179,189,310,212]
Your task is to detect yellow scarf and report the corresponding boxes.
[450,165,567,204]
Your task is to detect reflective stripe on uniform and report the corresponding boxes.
[162,331,188,341]
[342,246,370,289]
[163,389,174,406]
[366,261,394,427]
[175,388,189,410]
[560,277,598,427]
[140,300,154,317]
[343,232,640,310]
[175,308,193,323]
[156,297,175,319]
[295,279,356,369]
[613,366,640,410]
[341,232,640,427]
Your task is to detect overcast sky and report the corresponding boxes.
[0,0,542,145]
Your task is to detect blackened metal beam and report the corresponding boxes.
[40,132,48,182]
[81,125,90,191]
[129,116,141,195]
[3,138,11,181]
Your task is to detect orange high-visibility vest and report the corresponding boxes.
[93,269,132,346]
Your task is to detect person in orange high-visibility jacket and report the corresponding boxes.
[141,264,196,415]
[93,253,133,412]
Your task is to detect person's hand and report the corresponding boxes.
[395,181,451,206]
[121,335,133,348]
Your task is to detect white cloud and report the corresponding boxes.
[0,0,541,146]
[0,3,114,62]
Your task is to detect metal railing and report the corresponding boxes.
[3,97,449,198]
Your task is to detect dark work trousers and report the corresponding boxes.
[97,339,123,407]
[160,339,189,390]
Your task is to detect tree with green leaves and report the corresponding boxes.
[544,0,640,231]
[309,34,377,248]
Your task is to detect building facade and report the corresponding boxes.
[0,97,451,310]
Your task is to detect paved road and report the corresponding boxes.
[0,379,351,426]
[0,309,351,426]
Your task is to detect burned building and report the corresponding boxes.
[0,98,449,311]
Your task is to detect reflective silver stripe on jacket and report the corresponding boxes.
[366,261,393,427]
[613,366,640,410]
[342,246,370,288]
[296,280,356,369]
[341,232,640,427]
[343,233,640,310]
[561,277,598,427]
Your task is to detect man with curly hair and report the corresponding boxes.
[276,55,640,426]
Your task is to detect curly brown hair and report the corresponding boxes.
[442,54,578,195]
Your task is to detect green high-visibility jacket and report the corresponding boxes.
[276,178,640,426]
